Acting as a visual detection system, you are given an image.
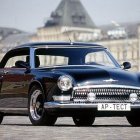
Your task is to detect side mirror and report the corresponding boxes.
[15,60,30,70]
[122,62,131,69]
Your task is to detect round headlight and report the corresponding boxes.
[57,75,73,91]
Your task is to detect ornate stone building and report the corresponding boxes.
[31,0,102,42]
[99,23,140,71]
[31,0,140,71]
[0,27,30,59]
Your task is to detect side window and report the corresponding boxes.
[38,55,68,67]
[4,55,28,68]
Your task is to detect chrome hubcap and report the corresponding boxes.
[30,89,44,120]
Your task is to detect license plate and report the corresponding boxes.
[98,103,131,111]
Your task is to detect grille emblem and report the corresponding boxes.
[87,93,96,102]
[103,78,118,83]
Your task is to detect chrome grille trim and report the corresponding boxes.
[72,85,140,102]
[74,85,140,90]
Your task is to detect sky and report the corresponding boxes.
[0,0,140,32]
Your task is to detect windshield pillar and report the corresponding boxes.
[30,48,35,68]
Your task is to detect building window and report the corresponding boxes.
[72,13,86,24]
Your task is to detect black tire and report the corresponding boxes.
[73,115,95,126]
[28,86,57,126]
[0,113,3,124]
[126,114,140,127]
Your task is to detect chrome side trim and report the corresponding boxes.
[0,108,27,111]
[73,85,140,90]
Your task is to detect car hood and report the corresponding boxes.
[50,65,140,87]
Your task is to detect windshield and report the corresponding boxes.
[85,50,116,67]
[35,46,120,68]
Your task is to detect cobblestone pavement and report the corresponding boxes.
[0,116,140,140]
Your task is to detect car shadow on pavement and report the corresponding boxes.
[1,124,132,127]
[1,124,32,126]
[53,124,132,127]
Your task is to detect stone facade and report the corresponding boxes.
[31,26,101,42]
[98,37,139,71]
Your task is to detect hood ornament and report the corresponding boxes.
[103,78,118,83]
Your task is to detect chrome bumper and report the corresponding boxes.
[44,102,140,109]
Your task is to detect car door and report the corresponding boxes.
[0,50,33,110]
[0,68,32,109]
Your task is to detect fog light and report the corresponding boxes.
[53,95,71,102]
[129,93,138,103]
[87,92,96,102]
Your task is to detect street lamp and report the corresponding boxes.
[111,20,128,61]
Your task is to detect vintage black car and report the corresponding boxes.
[0,42,140,126]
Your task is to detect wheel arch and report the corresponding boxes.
[28,80,46,96]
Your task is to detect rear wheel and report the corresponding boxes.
[0,113,3,124]
[73,115,95,126]
[126,114,140,127]
[28,86,57,126]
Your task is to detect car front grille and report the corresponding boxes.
[72,85,140,103]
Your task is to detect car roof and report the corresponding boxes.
[12,42,106,50]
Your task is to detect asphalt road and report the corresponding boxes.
[0,116,140,140]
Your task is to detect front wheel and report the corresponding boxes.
[126,114,140,127]
[28,86,57,126]
[73,115,95,126]
[0,113,4,124]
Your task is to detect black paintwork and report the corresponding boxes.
[0,42,139,116]
[48,65,140,87]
